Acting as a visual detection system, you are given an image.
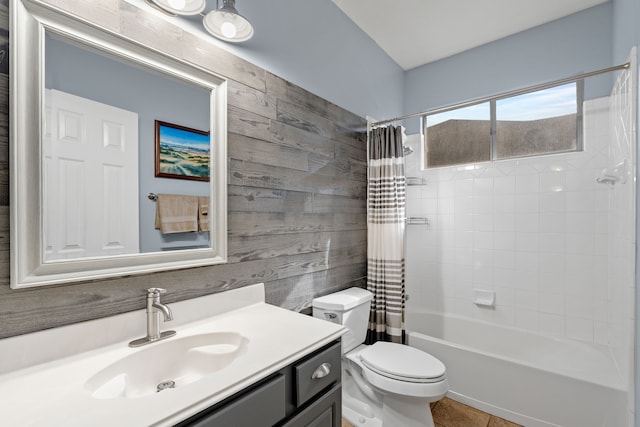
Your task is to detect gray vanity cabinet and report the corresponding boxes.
[281,383,341,427]
[176,340,342,427]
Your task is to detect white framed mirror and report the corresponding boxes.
[10,0,228,288]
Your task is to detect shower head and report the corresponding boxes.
[403,145,414,156]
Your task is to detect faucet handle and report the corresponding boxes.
[147,288,167,296]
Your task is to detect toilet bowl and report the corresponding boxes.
[312,288,448,427]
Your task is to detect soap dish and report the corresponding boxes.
[473,289,495,308]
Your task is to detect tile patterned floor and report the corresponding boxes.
[342,397,523,427]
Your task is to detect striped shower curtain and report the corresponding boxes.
[366,125,406,344]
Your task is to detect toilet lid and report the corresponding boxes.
[359,342,446,383]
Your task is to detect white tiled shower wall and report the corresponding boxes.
[609,48,637,421]
[405,88,635,352]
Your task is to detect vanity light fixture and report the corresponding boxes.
[145,0,254,43]
[146,0,206,16]
[203,0,254,42]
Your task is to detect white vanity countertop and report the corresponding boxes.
[0,283,345,426]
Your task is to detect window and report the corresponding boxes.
[424,82,583,168]
[425,103,491,168]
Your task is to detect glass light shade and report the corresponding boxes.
[151,0,206,15]
[203,9,254,42]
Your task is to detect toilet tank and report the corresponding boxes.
[312,287,373,353]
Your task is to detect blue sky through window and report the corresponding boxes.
[497,83,576,121]
[426,82,576,126]
[426,102,490,127]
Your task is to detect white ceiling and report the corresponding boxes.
[332,0,609,71]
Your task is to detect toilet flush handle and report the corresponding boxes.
[311,363,332,380]
[324,312,338,322]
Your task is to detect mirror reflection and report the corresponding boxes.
[11,0,227,288]
[43,33,212,261]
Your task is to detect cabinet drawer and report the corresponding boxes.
[184,373,286,427]
[294,341,341,406]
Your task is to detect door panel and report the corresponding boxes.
[44,89,139,260]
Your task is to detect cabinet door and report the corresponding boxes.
[281,383,341,427]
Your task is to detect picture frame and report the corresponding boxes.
[155,120,210,181]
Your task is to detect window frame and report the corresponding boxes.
[423,79,584,168]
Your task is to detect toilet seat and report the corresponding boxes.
[345,343,448,398]
[359,342,446,383]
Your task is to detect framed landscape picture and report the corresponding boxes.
[155,120,210,181]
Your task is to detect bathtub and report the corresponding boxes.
[406,311,628,427]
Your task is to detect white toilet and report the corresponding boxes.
[313,287,448,427]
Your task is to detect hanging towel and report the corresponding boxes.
[154,193,199,234]
[198,196,210,232]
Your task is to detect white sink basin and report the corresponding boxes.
[85,332,249,399]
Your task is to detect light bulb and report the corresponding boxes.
[167,0,186,10]
[202,7,253,42]
[221,21,237,38]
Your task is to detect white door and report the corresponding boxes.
[43,89,139,260]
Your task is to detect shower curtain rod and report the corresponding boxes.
[369,62,631,128]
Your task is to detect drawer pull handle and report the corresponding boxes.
[311,363,332,380]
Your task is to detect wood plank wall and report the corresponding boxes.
[0,0,367,339]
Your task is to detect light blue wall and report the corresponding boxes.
[402,3,613,133]
[613,0,640,63]
[45,35,211,253]
[204,0,405,123]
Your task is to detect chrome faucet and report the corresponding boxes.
[129,288,176,347]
